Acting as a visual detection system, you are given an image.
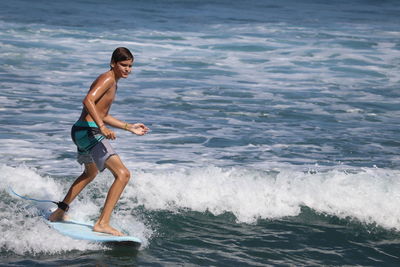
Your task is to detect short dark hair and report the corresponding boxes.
[111,47,134,64]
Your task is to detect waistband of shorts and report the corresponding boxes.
[74,120,99,128]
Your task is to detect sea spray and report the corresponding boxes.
[129,166,400,229]
[0,165,151,254]
[2,163,399,255]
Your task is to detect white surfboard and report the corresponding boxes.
[8,187,141,247]
[47,220,141,247]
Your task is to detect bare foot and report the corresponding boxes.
[48,208,69,222]
[93,222,124,236]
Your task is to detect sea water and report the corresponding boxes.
[1,0,400,266]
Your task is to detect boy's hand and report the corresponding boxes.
[100,125,116,140]
[128,123,149,136]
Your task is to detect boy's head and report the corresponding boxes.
[110,47,134,67]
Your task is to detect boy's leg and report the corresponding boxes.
[93,155,130,236]
[49,162,99,222]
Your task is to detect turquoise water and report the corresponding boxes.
[1,0,400,265]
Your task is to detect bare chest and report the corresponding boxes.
[97,86,117,109]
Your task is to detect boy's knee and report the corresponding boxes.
[116,168,131,184]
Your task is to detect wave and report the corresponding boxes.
[131,165,400,230]
[1,164,399,255]
[2,163,399,254]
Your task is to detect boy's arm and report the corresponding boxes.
[104,114,149,136]
[103,115,127,129]
[82,76,116,139]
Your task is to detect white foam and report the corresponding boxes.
[0,165,152,255]
[129,165,400,230]
[0,211,101,255]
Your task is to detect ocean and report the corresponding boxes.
[1,0,400,266]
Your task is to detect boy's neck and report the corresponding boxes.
[110,69,121,82]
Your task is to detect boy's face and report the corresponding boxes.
[112,59,133,79]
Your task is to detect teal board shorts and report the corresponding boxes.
[71,121,116,172]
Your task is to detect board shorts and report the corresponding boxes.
[71,121,116,172]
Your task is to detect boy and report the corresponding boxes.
[49,47,149,236]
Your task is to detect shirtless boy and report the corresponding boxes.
[49,47,149,236]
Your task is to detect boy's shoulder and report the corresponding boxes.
[93,70,116,87]
[98,70,115,81]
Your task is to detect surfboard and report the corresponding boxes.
[47,220,141,247]
[8,187,141,247]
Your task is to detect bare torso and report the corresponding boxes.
[79,71,117,122]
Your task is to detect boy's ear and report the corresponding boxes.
[110,61,115,68]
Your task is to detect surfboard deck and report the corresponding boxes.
[8,187,141,248]
[46,220,141,247]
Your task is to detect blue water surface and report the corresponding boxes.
[1,0,400,266]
